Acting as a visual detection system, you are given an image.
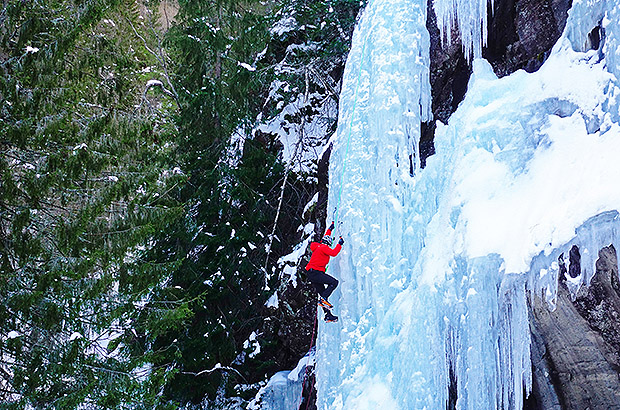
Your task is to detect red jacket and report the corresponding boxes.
[305,229,342,272]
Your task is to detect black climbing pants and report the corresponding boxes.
[306,269,339,301]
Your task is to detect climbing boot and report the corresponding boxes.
[324,311,339,323]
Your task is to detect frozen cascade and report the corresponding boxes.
[317,0,620,409]
[433,0,491,59]
[248,350,313,410]
[247,371,303,410]
[318,0,432,405]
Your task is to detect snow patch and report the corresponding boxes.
[7,331,20,339]
[243,332,261,359]
[265,292,279,308]
[238,62,256,72]
[69,332,83,341]
[270,16,297,36]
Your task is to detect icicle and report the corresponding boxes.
[432,0,491,59]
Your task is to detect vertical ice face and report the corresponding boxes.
[318,0,431,407]
[318,0,620,409]
[326,0,432,326]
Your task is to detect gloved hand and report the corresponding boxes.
[338,237,344,246]
[329,221,335,231]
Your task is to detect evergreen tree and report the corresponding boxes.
[0,0,181,407]
[1,0,363,407]
[128,0,287,406]
[129,0,365,408]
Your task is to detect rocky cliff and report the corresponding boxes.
[529,246,620,409]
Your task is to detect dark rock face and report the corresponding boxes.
[528,246,620,410]
[486,0,571,76]
[574,247,620,358]
[423,0,470,167]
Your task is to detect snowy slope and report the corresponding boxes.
[318,0,620,409]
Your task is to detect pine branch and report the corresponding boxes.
[180,364,244,380]
[125,17,180,108]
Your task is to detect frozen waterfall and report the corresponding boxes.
[317,0,620,409]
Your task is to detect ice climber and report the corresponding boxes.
[306,221,344,323]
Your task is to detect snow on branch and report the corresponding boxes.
[144,79,176,98]
[180,363,244,379]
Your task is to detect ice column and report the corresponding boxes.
[317,0,431,407]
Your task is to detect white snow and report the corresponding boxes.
[275,223,315,288]
[280,264,298,287]
[270,16,297,36]
[303,194,319,218]
[265,292,279,308]
[69,332,83,341]
[243,332,261,359]
[224,128,246,168]
[420,46,620,282]
[7,331,20,339]
[287,350,315,382]
[238,62,256,72]
[254,92,337,174]
[146,79,163,87]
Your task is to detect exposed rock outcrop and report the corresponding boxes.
[528,246,620,410]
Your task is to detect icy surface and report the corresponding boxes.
[433,0,490,59]
[248,350,313,410]
[317,0,620,409]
